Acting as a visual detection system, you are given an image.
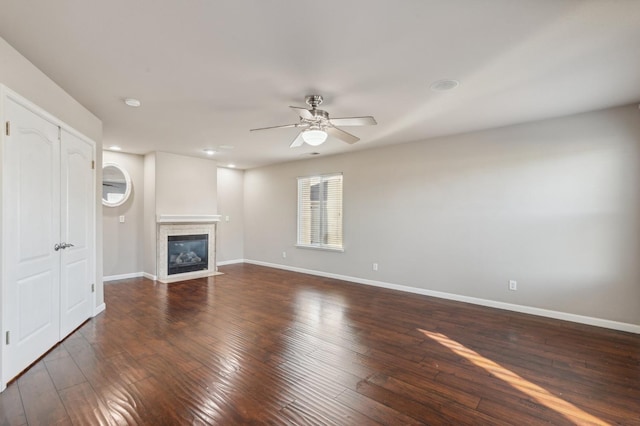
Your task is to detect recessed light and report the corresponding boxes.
[430,79,460,92]
[124,98,141,107]
[227,164,236,168]
[109,145,122,151]
[203,149,216,156]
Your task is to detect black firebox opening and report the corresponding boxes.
[167,234,208,275]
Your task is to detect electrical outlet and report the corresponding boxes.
[119,215,125,223]
[225,215,230,222]
[282,251,287,259]
[373,262,378,271]
[509,280,517,291]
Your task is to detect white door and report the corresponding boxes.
[59,129,94,338]
[3,97,61,382]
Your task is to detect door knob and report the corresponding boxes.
[55,242,75,251]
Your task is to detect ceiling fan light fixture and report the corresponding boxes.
[302,129,328,146]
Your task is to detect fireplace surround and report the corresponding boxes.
[157,214,221,283]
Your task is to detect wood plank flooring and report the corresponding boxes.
[1,263,639,425]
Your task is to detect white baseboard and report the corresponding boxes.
[93,303,106,316]
[244,259,640,334]
[217,259,245,266]
[103,272,144,282]
[104,272,160,282]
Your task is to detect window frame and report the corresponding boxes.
[296,172,344,252]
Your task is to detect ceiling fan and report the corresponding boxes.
[250,95,377,147]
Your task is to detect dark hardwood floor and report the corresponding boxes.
[1,263,639,425]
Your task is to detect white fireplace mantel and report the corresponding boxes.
[156,214,221,224]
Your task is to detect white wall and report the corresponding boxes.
[0,36,104,307]
[156,152,217,215]
[102,151,144,277]
[217,167,245,263]
[244,104,640,326]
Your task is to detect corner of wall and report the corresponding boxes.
[143,153,157,276]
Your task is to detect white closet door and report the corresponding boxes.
[3,97,61,382]
[59,130,94,337]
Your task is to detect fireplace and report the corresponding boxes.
[156,215,221,283]
[167,234,208,275]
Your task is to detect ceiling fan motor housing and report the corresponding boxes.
[305,95,323,108]
[311,109,329,121]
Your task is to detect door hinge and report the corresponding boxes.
[5,331,9,345]
[91,160,95,170]
[91,283,95,293]
[5,121,9,136]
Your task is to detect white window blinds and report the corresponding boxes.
[297,173,343,250]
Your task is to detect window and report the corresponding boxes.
[297,173,343,250]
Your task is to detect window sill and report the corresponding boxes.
[295,244,344,253]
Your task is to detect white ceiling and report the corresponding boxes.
[1,1,640,169]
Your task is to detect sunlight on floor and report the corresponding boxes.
[418,328,609,425]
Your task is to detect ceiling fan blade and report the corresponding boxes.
[326,126,360,144]
[250,123,298,132]
[329,116,377,127]
[289,131,305,148]
[289,106,314,120]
